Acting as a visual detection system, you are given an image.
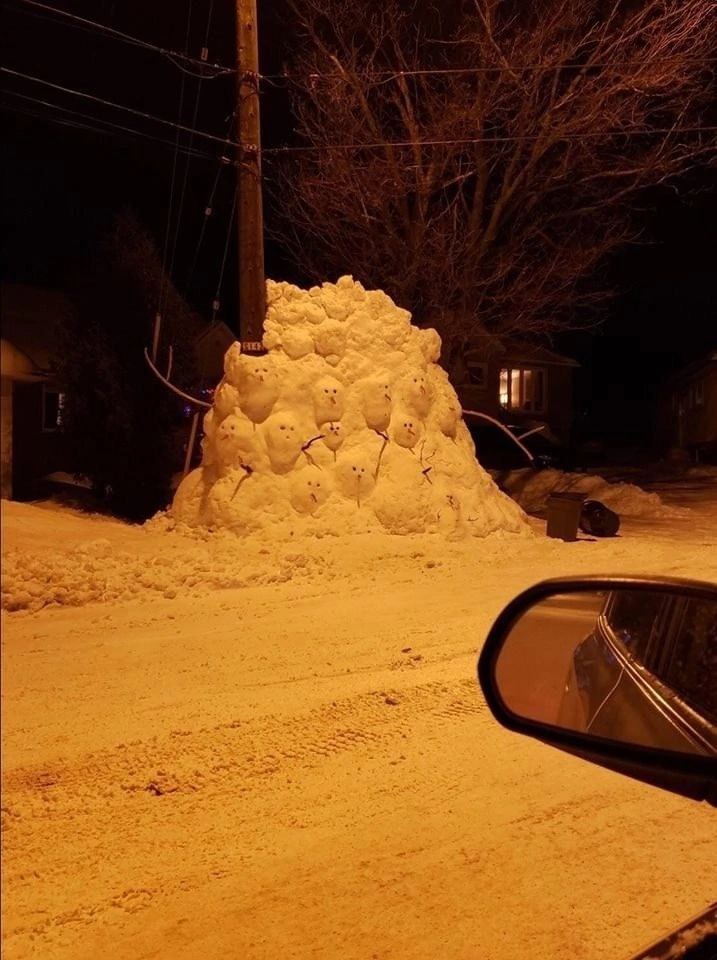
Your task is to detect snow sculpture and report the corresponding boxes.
[172,276,527,538]
[237,356,280,425]
[359,373,393,433]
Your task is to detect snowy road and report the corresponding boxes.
[2,495,717,959]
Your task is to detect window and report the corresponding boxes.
[499,367,546,413]
[694,379,704,407]
[466,361,487,388]
[604,591,670,663]
[605,592,717,724]
[661,598,717,723]
[42,386,65,432]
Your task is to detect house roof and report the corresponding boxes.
[0,283,72,374]
[665,350,717,385]
[194,319,237,350]
[464,336,579,368]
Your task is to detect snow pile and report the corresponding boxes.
[2,505,334,611]
[1,498,533,613]
[0,525,329,613]
[498,468,686,518]
[686,465,717,479]
[173,276,527,539]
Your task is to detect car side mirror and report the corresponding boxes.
[477,577,717,804]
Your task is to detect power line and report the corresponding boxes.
[259,56,717,84]
[165,0,218,307]
[186,159,229,289]
[158,0,194,317]
[260,126,717,156]
[213,186,238,319]
[187,111,237,291]
[10,0,234,76]
[3,66,715,160]
[0,89,221,161]
[9,1,714,85]
[1,66,239,151]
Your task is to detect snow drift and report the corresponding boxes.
[498,468,687,518]
[172,277,527,539]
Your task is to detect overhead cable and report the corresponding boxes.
[11,0,233,76]
[1,89,219,160]
[0,66,239,150]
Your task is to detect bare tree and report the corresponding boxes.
[271,0,716,348]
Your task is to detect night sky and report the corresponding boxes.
[2,0,715,447]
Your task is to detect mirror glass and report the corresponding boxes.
[494,587,717,756]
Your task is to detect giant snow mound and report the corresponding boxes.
[172,277,527,538]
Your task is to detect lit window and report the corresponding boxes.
[499,368,509,407]
[694,380,704,406]
[499,367,546,413]
[42,386,65,432]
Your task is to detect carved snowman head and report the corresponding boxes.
[312,376,345,425]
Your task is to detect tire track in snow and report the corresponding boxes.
[2,676,491,956]
[2,678,488,807]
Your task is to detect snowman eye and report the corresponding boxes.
[352,466,357,472]
[333,388,337,394]
[280,425,285,431]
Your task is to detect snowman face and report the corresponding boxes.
[367,378,391,403]
[265,414,300,452]
[321,420,344,452]
[392,414,423,449]
[240,355,279,392]
[289,468,331,514]
[402,372,432,414]
[313,376,345,422]
[252,363,269,383]
[335,453,377,503]
[215,414,256,464]
[411,375,427,396]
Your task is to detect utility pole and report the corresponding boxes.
[236,0,265,345]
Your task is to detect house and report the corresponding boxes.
[1,284,70,499]
[448,337,579,444]
[193,318,237,389]
[658,351,717,462]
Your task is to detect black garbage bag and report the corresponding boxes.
[580,499,620,537]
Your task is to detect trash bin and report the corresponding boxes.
[580,499,620,537]
[546,492,585,541]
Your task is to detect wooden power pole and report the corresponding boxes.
[236,0,265,345]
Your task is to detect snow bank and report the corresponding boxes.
[1,526,326,613]
[172,277,527,540]
[498,468,686,518]
[0,498,531,613]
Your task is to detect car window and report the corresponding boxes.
[658,599,717,724]
[604,591,668,662]
[605,592,717,726]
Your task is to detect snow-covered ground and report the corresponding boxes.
[493,466,690,518]
[2,478,716,960]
